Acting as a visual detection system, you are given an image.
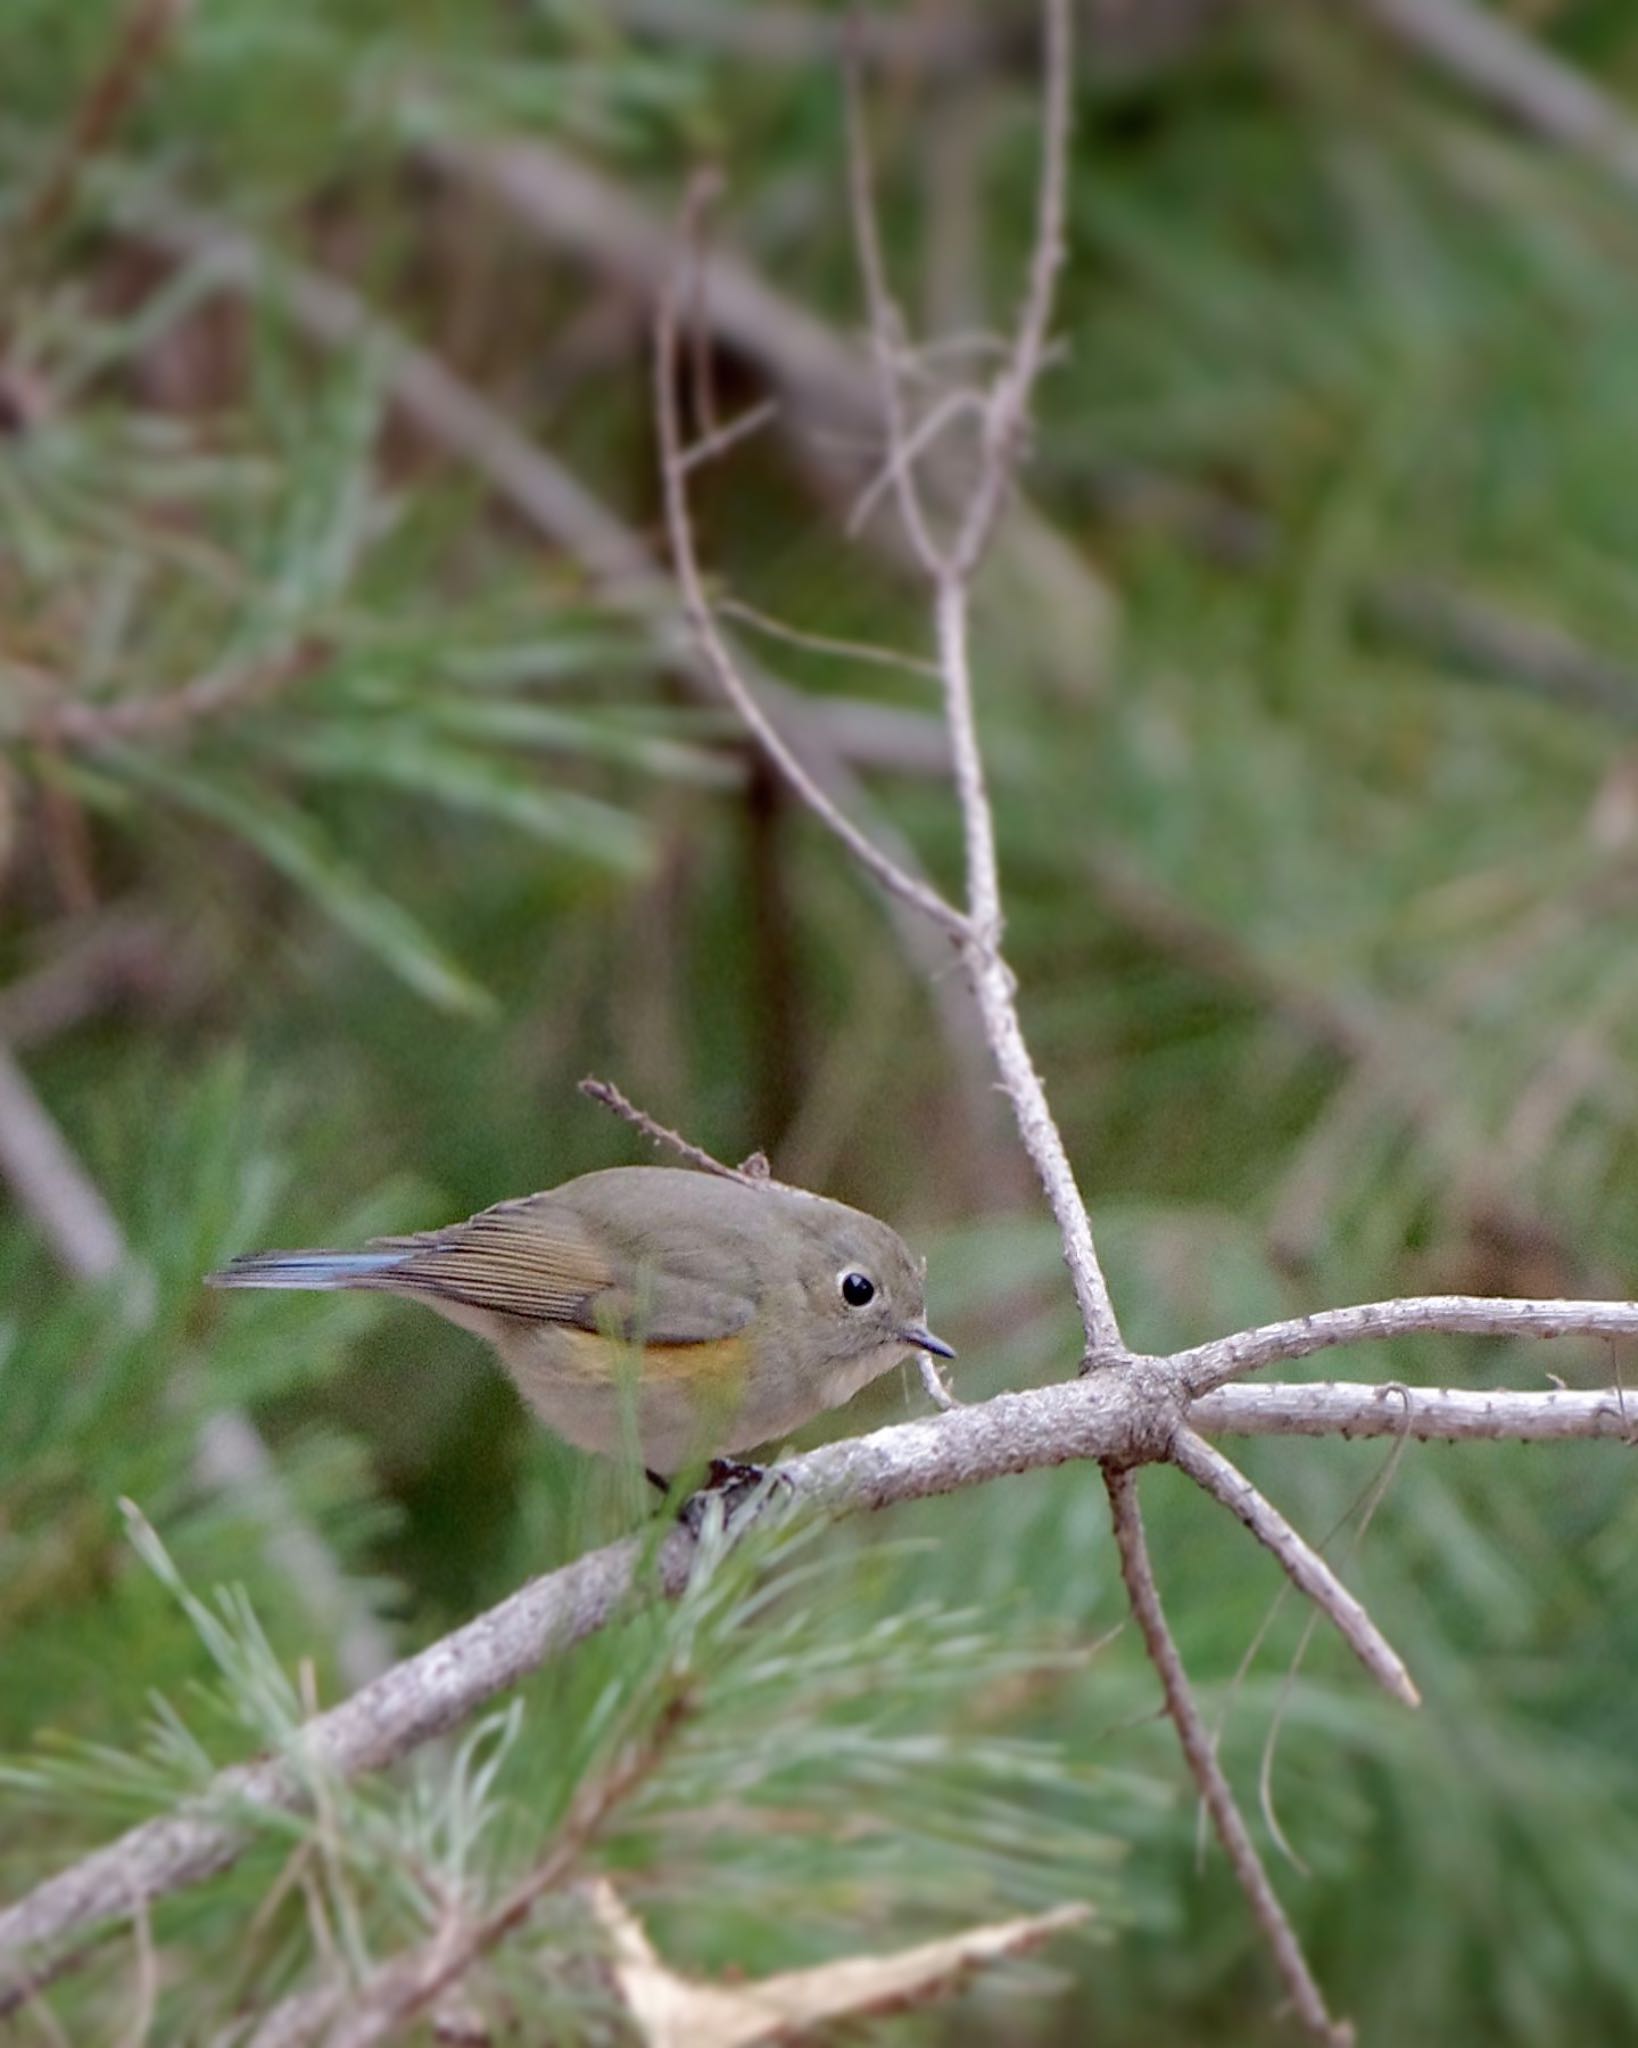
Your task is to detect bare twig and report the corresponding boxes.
[424,134,1117,672]
[845,389,985,548]
[1191,1377,1638,1444]
[577,1075,755,1184]
[654,203,970,941]
[1353,0,1638,198]
[1103,1467,1354,2048]
[1169,1428,1419,1708]
[0,1040,393,1693]
[843,44,948,577]
[948,0,1072,580]
[1178,1294,1638,1396]
[932,579,1122,1357]
[846,0,1123,1358]
[714,599,942,683]
[675,396,780,475]
[6,1349,1632,2007]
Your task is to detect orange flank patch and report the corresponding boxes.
[553,1327,752,1393]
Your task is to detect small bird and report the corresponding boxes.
[207,1165,953,1484]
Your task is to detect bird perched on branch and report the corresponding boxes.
[208,1165,953,1489]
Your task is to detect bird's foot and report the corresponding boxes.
[677,1458,786,1538]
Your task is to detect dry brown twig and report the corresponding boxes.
[577,1074,757,1185]
[6,0,190,264]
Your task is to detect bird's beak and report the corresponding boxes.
[899,1323,956,1360]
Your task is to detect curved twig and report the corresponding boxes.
[1169,1428,1418,1708]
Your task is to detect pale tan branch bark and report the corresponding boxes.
[5,1356,1631,2009]
[1178,1294,1638,1395]
[932,578,1122,1356]
[1169,1428,1418,1709]
[1103,1467,1353,2048]
[844,0,1120,1358]
[1191,1378,1636,1444]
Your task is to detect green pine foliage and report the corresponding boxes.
[5,2,1638,2041]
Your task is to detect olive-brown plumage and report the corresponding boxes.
[208,1166,952,1474]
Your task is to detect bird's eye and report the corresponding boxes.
[840,1270,876,1308]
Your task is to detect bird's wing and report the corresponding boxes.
[369,1193,756,1342]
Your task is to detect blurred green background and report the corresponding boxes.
[4,1,1638,2041]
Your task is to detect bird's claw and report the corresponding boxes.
[678,1458,788,1537]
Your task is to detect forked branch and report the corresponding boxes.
[5,1357,1631,2013]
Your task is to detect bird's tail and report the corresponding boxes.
[205,1249,407,1291]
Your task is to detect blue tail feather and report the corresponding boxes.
[205,1249,405,1291]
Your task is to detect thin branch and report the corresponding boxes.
[1169,1428,1419,1709]
[845,389,984,546]
[1178,1294,1638,1395]
[1103,1468,1353,2048]
[0,1042,128,1281]
[1353,0,1638,199]
[714,599,942,682]
[1191,1378,1637,1444]
[6,1355,1632,2005]
[843,41,948,576]
[0,1040,394,1693]
[577,1075,756,1184]
[933,575,1123,1357]
[844,0,1119,1360]
[675,395,780,475]
[423,133,1118,670]
[654,205,970,941]
[948,0,1073,579]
